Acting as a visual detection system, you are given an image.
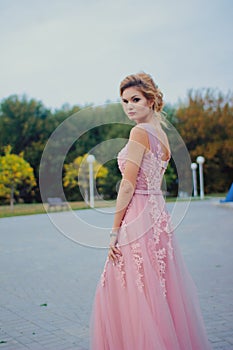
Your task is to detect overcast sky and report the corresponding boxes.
[1,0,232,109]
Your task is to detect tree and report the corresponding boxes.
[0,95,51,154]
[163,103,178,125]
[0,95,84,202]
[176,89,233,193]
[0,146,36,209]
[63,154,108,202]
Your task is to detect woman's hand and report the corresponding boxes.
[108,233,122,265]
[108,245,122,265]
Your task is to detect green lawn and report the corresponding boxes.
[0,200,115,218]
[0,194,226,219]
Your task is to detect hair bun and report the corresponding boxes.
[155,90,163,112]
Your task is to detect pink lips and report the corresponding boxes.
[128,112,135,116]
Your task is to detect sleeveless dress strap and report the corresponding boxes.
[139,123,158,154]
[138,123,170,168]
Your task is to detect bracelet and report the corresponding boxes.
[110,230,118,237]
[110,233,117,237]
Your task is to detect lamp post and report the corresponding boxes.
[196,156,205,200]
[86,154,95,208]
[191,163,198,197]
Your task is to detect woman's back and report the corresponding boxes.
[118,123,170,192]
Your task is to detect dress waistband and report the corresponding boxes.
[134,189,162,195]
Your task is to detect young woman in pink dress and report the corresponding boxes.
[90,72,212,350]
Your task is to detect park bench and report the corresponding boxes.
[47,197,69,210]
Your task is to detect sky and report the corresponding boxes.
[0,0,232,109]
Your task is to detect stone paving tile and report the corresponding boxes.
[212,342,233,350]
[0,339,29,350]
[0,200,232,349]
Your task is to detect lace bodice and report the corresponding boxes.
[117,123,170,193]
[101,124,173,298]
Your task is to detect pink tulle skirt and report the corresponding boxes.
[90,194,212,350]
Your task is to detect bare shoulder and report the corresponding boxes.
[130,125,147,137]
[129,125,149,148]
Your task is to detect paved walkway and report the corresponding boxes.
[0,200,232,350]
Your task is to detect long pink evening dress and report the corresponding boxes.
[90,123,212,350]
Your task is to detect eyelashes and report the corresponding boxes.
[122,97,141,104]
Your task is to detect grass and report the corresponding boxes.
[0,200,115,218]
[203,193,226,198]
[0,193,227,219]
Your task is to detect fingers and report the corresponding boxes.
[108,245,122,265]
[111,246,122,255]
[108,251,116,264]
[108,248,118,263]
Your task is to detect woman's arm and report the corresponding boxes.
[108,126,149,262]
[112,126,149,230]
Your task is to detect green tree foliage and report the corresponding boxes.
[163,164,177,195]
[0,95,82,200]
[0,146,36,209]
[163,104,178,125]
[63,154,108,201]
[0,90,231,202]
[101,159,122,199]
[176,89,233,193]
[0,95,51,154]
[63,103,132,199]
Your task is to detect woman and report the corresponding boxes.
[90,72,212,350]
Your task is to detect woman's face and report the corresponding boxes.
[121,87,153,123]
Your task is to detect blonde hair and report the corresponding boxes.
[120,72,167,126]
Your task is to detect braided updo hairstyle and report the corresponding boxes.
[120,72,166,126]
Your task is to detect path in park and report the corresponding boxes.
[0,200,232,350]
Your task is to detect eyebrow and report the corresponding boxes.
[122,94,140,101]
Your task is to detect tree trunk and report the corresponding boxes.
[10,185,14,211]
